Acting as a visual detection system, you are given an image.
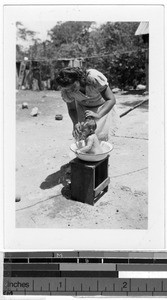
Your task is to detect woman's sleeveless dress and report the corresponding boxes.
[61,69,119,141]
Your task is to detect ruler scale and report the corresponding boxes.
[3,251,167,296]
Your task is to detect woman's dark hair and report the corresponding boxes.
[56,67,86,87]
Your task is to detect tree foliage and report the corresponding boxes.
[16,21,147,88]
[99,22,141,52]
[48,21,93,46]
[16,21,37,41]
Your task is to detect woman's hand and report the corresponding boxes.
[85,110,100,119]
[76,149,81,154]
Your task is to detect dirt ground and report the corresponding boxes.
[15,90,148,229]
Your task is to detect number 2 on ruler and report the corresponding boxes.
[123,282,128,289]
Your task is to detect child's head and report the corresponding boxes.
[82,118,97,138]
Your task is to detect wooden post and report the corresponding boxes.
[18,61,26,89]
[145,48,149,91]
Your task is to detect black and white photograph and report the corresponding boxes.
[3,3,165,249]
[15,19,149,229]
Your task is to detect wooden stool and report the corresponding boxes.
[70,155,110,205]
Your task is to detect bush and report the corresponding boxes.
[84,48,147,89]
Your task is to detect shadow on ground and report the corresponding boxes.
[40,163,72,199]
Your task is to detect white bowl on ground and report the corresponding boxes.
[70,141,114,162]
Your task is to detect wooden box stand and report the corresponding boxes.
[70,155,110,205]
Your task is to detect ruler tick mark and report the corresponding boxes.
[4,252,167,296]
[161,280,163,291]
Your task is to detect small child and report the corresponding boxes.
[76,118,103,155]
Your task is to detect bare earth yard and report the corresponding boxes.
[16,90,148,229]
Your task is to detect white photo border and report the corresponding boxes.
[3,2,165,250]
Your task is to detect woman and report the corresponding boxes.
[56,67,118,141]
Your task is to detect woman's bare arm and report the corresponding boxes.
[85,86,116,119]
[66,101,78,127]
